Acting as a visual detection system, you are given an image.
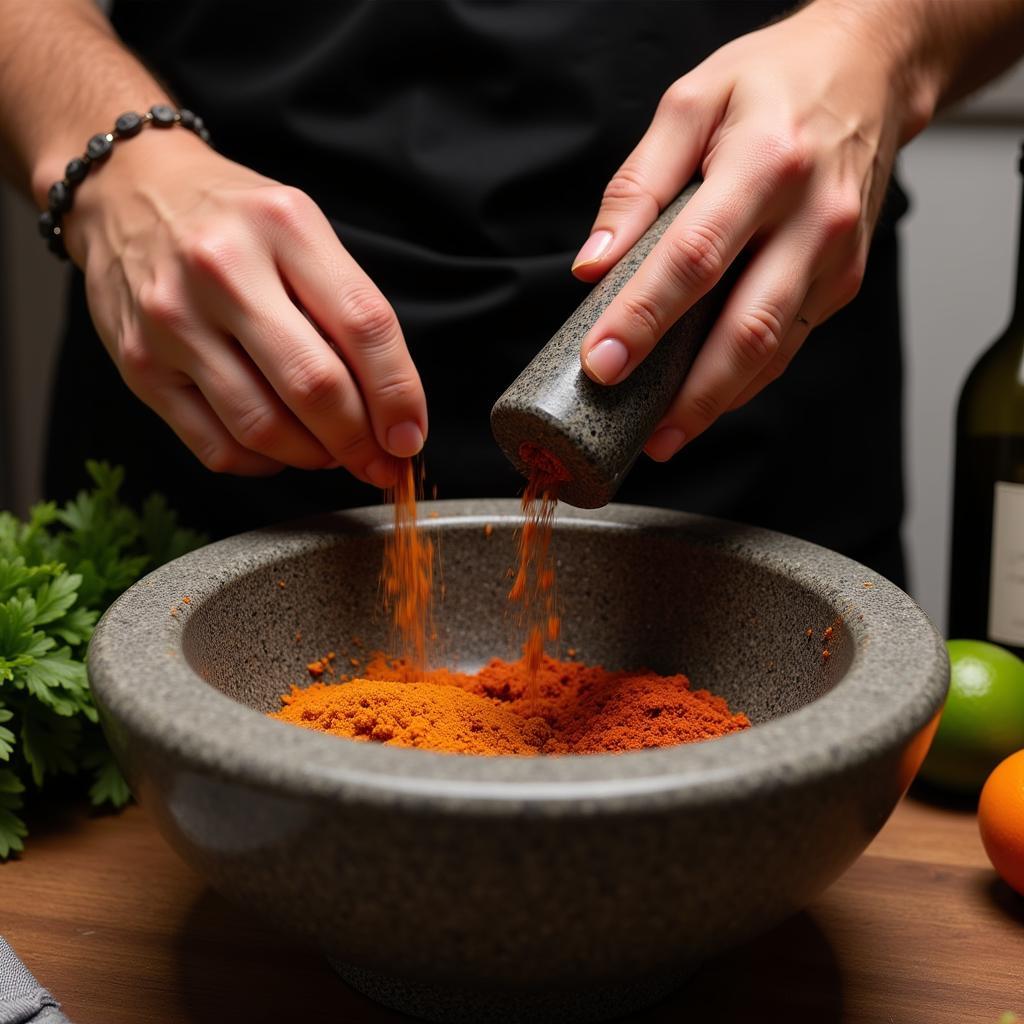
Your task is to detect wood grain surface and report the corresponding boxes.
[3,794,1022,1023]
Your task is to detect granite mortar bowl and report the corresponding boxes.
[87,500,948,1024]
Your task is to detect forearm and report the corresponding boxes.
[0,0,171,205]
[812,0,1024,141]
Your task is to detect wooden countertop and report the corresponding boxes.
[4,794,1023,1023]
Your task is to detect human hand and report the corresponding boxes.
[572,0,934,461]
[59,129,425,484]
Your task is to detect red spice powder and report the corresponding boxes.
[271,651,750,756]
[518,442,571,487]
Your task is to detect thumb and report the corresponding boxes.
[571,77,724,283]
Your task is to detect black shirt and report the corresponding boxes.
[48,1,908,584]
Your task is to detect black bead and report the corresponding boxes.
[198,127,211,144]
[86,133,113,161]
[48,180,71,214]
[178,108,196,129]
[38,210,56,238]
[150,104,176,126]
[47,232,67,259]
[114,110,143,138]
[192,116,205,134]
[64,157,88,184]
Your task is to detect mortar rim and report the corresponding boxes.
[87,500,948,814]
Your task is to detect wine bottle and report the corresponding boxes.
[948,142,1024,657]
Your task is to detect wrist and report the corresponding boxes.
[28,86,175,209]
[32,136,94,210]
[803,0,943,143]
[34,107,213,262]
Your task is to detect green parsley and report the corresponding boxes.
[0,461,204,857]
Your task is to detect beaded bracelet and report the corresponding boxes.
[38,104,212,261]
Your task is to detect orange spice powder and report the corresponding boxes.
[304,447,752,756]
[381,458,434,673]
[509,444,571,697]
[271,651,750,755]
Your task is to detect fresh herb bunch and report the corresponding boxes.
[0,461,205,858]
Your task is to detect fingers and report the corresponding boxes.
[641,224,818,461]
[724,314,813,414]
[183,332,337,470]
[579,148,805,387]
[148,382,285,477]
[181,229,397,486]
[224,287,398,486]
[643,228,866,461]
[571,75,725,283]
[133,269,342,473]
[260,187,427,459]
[724,256,863,412]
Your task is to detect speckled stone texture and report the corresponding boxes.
[491,184,740,508]
[88,502,948,1024]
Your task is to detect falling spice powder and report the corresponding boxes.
[381,458,434,673]
[273,451,749,756]
[509,443,570,698]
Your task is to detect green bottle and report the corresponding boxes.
[948,141,1024,658]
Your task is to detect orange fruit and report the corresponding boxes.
[979,748,1024,896]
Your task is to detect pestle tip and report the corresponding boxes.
[518,443,572,488]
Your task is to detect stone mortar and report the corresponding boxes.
[87,501,948,1023]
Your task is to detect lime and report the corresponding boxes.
[917,639,1024,793]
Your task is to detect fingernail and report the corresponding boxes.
[571,230,613,271]
[386,421,424,457]
[584,338,630,385]
[365,457,398,489]
[645,427,686,462]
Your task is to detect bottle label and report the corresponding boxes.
[989,480,1024,646]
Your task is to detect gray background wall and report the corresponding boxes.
[901,116,1023,632]
[1,63,1023,634]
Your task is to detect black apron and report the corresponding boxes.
[47,0,908,585]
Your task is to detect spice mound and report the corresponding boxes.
[270,653,750,756]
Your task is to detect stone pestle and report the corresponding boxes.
[491,181,741,508]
